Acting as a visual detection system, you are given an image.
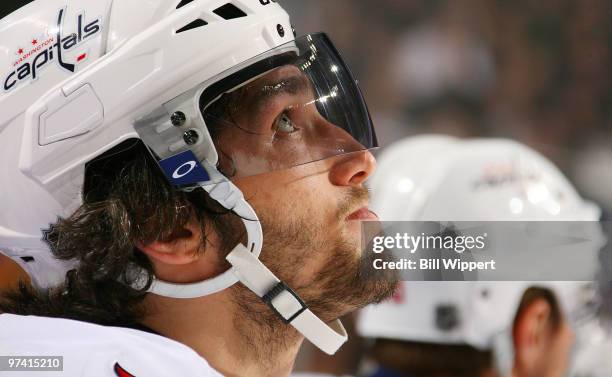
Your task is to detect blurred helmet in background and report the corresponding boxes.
[359,135,603,376]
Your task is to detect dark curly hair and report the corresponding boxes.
[0,138,243,326]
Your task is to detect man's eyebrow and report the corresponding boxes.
[249,73,313,109]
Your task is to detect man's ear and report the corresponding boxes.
[512,297,553,373]
[136,215,204,266]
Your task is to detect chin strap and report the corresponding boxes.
[147,180,262,297]
[227,244,348,355]
[145,179,347,354]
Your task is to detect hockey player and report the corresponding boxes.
[0,0,396,376]
[357,136,603,377]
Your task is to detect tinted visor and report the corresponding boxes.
[201,33,377,178]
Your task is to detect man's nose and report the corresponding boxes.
[329,149,377,186]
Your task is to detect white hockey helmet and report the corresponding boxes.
[358,135,602,374]
[369,135,600,222]
[0,0,378,354]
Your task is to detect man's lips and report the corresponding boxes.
[346,207,379,221]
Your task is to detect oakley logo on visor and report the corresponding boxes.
[159,150,210,186]
[173,161,198,179]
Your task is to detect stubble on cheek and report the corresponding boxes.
[232,161,397,323]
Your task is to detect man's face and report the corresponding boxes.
[206,64,397,322]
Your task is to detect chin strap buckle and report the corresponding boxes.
[262,281,308,324]
[227,244,348,355]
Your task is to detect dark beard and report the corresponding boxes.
[229,187,398,360]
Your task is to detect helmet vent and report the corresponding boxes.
[176,0,194,9]
[176,19,209,33]
[20,256,35,263]
[213,3,247,20]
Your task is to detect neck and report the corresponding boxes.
[141,285,304,377]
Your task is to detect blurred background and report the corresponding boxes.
[280,0,612,215]
[280,1,612,374]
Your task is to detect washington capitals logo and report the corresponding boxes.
[3,8,102,92]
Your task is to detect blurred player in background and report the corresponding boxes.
[357,135,605,377]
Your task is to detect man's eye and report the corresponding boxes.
[274,111,297,134]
